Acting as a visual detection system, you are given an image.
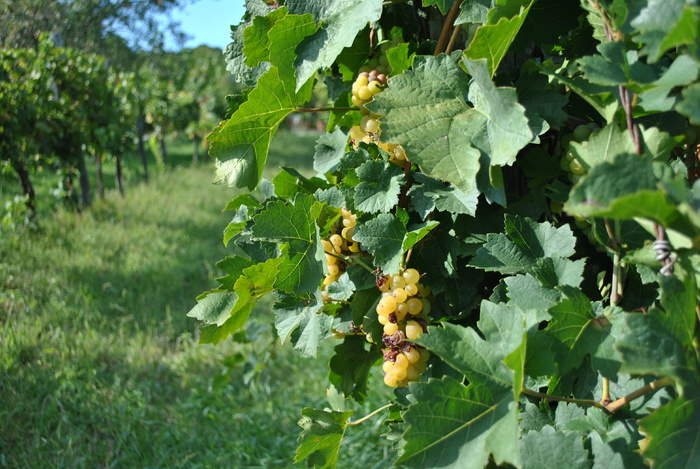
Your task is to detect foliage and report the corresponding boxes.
[193,0,700,468]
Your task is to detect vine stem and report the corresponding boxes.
[445,24,462,55]
[296,107,358,113]
[323,250,374,273]
[603,377,674,413]
[346,403,393,426]
[521,388,605,409]
[523,376,674,414]
[434,0,464,56]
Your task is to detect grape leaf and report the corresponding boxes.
[287,0,384,91]
[252,194,324,294]
[403,220,440,253]
[353,160,404,213]
[225,22,270,86]
[616,310,693,382]
[187,291,239,328]
[398,377,520,469]
[314,129,348,174]
[464,0,534,78]
[456,0,492,25]
[631,0,700,61]
[463,58,534,167]
[208,66,314,190]
[242,8,287,67]
[520,426,591,469]
[639,392,700,468]
[385,43,415,76]
[539,62,619,122]
[417,302,526,391]
[677,82,700,125]
[515,63,568,132]
[546,286,622,376]
[589,429,645,469]
[470,215,576,276]
[369,55,531,194]
[352,213,406,273]
[189,257,282,344]
[275,292,334,358]
[504,273,560,314]
[295,407,354,468]
[408,172,479,220]
[422,0,455,14]
[368,54,481,194]
[328,335,379,403]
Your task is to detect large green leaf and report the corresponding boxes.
[208,66,313,190]
[639,392,700,468]
[398,378,520,469]
[353,160,405,214]
[408,172,479,220]
[631,0,700,61]
[520,426,591,469]
[328,335,379,403]
[367,55,481,194]
[464,0,534,77]
[369,56,532,193]
[546,286,623,377]
[275,292,334,358]
[352,213,406,273]
[251,193,324,294]
[463,58,534,167]
[470,215,577,277]
[287,0,384,91]
[295,407,354,468]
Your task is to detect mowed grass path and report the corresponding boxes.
[0,133,396,468]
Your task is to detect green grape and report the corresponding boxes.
[364,118,380,133]
[384,322,399,335]
[382,360,394,374]
[390,274,406,290]
[569,158,585,175]
[405,320,423,340]
[404,347,420,363]
[404,283,418,296]
[392,288,408,303]
[368,81,382,94]
[357,86,372,101]
[384,373,398,387]
[327,264,339,277]
[378,295,397,313]
[395,353,409,370]
[402,268,420,284]
[329,234,343,247]
[560,156,572,172]
[407,297,423,315]
[573,124,593,142]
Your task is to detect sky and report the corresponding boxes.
[161,0,246,50]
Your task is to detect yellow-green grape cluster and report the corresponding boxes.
[358,38,400,76]
[375,268,431,387]
[349,71,408,165]
[560,123,598,184]
[321,208,361,299]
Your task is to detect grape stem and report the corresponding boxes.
[346,403,393,426]
[522,376,674,414]
[325,250,375,274]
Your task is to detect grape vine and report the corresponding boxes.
[191,1,700,467]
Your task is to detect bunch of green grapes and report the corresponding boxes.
[358,38,400,76]
[560,123,598,183]
[349,71,408,165]
[375,268,431,387]
[321,208,361,299]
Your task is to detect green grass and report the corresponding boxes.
[0,131,398,468]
